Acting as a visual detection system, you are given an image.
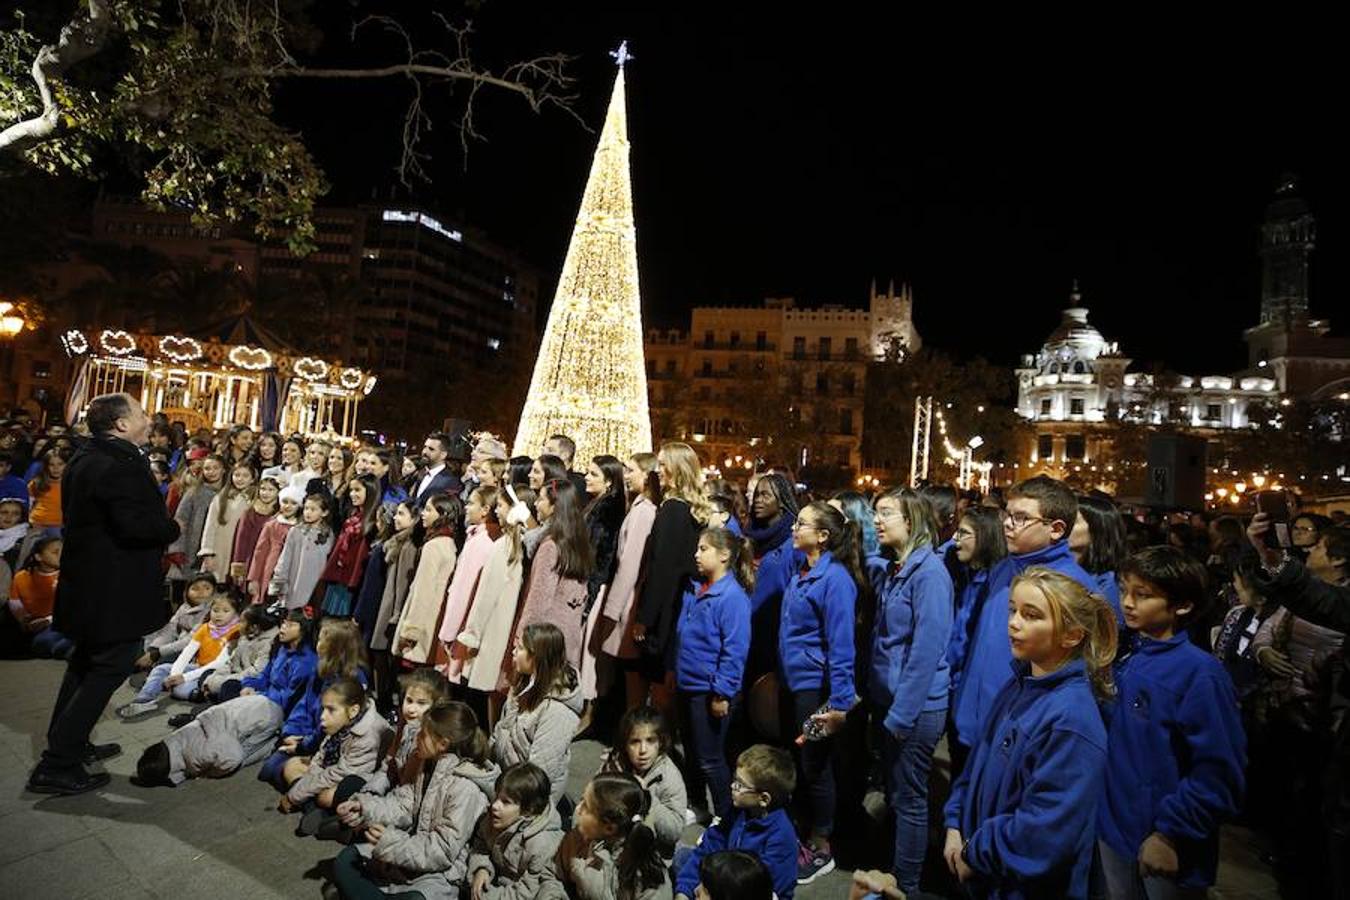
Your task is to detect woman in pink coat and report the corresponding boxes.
[512,480,593,671]
[439,486,501,678]
[595,454,660,708]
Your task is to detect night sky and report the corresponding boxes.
[277,5,1346,374]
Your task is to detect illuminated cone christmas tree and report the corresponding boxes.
[513,46,652,464]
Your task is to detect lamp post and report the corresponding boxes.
[0,301,28,410]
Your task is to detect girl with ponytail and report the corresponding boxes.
[562,771,672,900]
[778,499,864,881]
[942,567,1117,898]
[675,526,753,821]
[334,700,500,900]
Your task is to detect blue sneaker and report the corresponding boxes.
[796,842,835,884]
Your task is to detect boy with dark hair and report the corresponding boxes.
[675,744,799,900]
[951,475,1104,753]
[1097,546,1245,898]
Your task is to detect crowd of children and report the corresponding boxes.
[10,413,1350,898]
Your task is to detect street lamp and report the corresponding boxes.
[0,301,25,338]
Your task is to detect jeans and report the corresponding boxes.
[30,627,75,660]
[259,749,293,791]
[132,661,200,704]
[1096,839,1208,900]
[680,690,737,820]
[41,638,144,772]
[881,706,946,893]
[785,687,839,838]
[331,845,426,900]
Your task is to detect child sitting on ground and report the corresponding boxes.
[599,705,687,865]
[332,702,500,899]
[119,591,243,719]
[362,668,452,797]
[7,535,73,659]
[695,851,774,900]
[674,744,798,900]
[200,603,280,700]
[558,771,671,900]
[468,762,566,900]
[136,573,216,669]
[277,677,391,838]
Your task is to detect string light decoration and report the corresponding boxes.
[158,335,202,363]
[513,46,652,465]
[99,329,136,356]
[228,345,273,370]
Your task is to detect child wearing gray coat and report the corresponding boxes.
[136,574,214,669]
[333,701,498,900]
[468,763,566,900]
[202,604,279,697]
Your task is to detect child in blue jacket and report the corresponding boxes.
[778,500,866,884]
[869,488,954,895]
[675,744,799,900]
[944,567,1118,899]
[1096,547,1246,898]
[952,476,1107,754]
[675,526,753,821]
[239,607,317,714]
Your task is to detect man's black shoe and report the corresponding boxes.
[27,767,111,796]
[83,742,122,763]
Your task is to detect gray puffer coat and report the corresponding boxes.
[490,679,583,808]
[468,807,566,900]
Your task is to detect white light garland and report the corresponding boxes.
[294,356,329,382]
[229,345,273,370]
[339,367,364,390]
[62,330,89,356]
[99,329,137,356]
[158,335,203,363]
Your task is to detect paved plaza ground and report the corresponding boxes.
[0,658,1278,899]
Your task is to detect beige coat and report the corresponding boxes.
[356,754,500,900]
[394,535,457,664]
[457,535,525,693]
[198,490,250,580]
[286,701,392,804]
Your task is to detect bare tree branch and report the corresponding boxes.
[0,0,113,155]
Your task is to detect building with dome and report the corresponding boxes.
[1015,176,1349,484]
[1015,291,1277,475]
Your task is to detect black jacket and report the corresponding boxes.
[411,468,463,508]
[584,492,626,613]
[636,498,701,662]
[53,436,180,643]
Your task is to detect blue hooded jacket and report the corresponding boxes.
[944,658,1108,899]
[869,544,954,736]
[951,540,1100,747]
[778,550,858,710]
[675,572,752,697]
[240,642,317,716]
[1090,570,1121,614]
[1097,631,1246,888]
[751,535,798,614]
[675,807,798,900]
[283,667,370,746]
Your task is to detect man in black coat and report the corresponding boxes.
[28,393,180,795]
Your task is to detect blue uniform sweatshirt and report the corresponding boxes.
[675,572,752,697]
[778,551,858,710]
[241,643,317,716]
[751,537,798,614]
[944,658,1108,900]
[675,807,798,900]
[952,540,1101,748]
[284,667,370,746]
[869,545,954,737]
[1090,570,1121,613]
[1097,631,1246,888]
[948,567,990,688]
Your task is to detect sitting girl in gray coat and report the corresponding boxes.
[558,772,672,900]
[202,603,279,698]
[469,763,566,900]
[599,706,688,864]
[333,702,500,900]
[277,677,391,837]
[491,623,584,809]
[361,667,452,797]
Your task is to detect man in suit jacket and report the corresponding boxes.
[411,431,462,507]
[29,393,180,795]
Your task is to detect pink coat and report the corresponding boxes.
[599,496,657,658]
[247,517,295,600]
[514,536,589,671]
[438,523,498,678]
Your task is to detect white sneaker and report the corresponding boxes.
[684,808,699,827]
[117,700,158,719]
